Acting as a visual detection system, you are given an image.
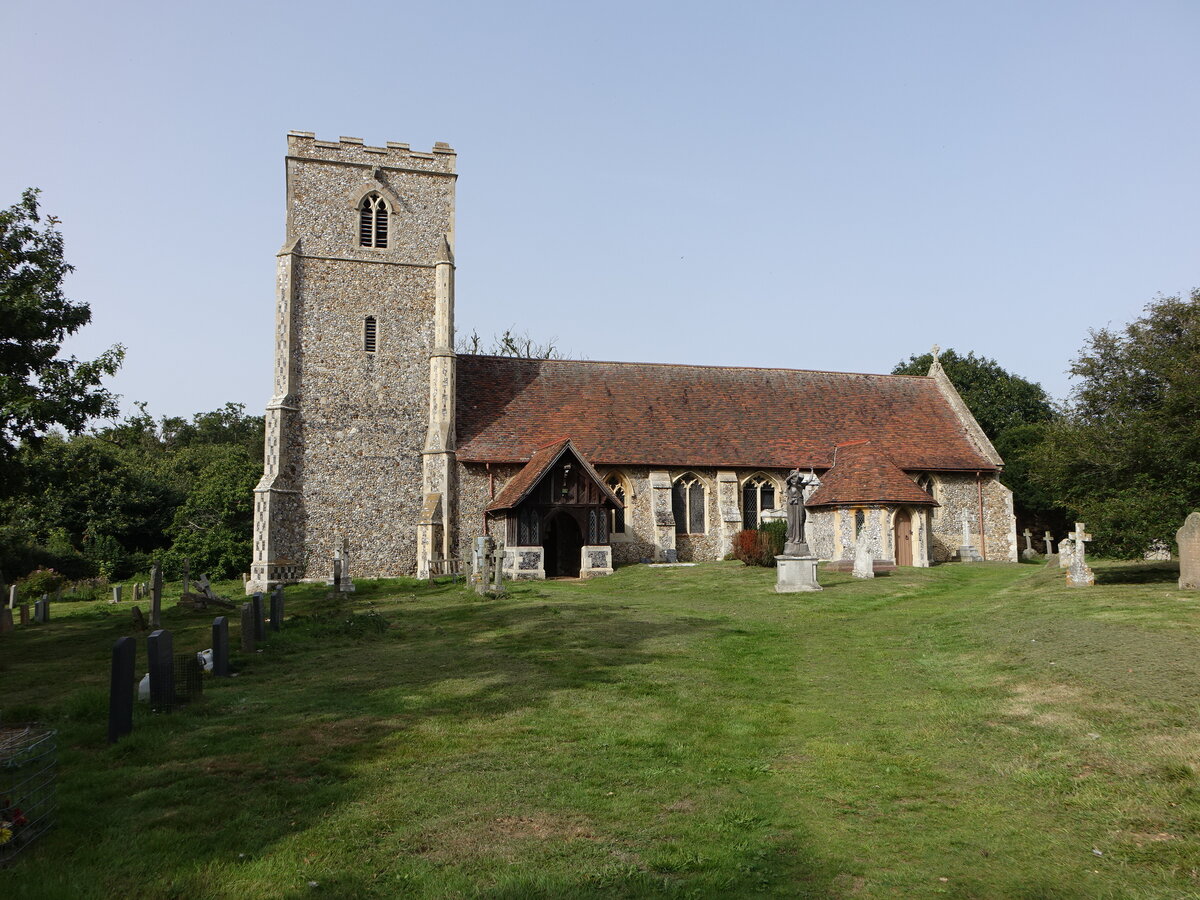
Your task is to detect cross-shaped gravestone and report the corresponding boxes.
[1043,531,1054,555]
[1066,522,1095,587]
[1021,528,1037,560]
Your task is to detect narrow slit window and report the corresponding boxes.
[358,193,388,248]
[364,316,377,352]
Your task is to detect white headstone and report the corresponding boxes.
[1066,522,1094,587]
[853,529,874,579]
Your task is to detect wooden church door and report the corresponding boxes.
[894,509,913,566]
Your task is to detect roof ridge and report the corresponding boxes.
[459,354,932,381]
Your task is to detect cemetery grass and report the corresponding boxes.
[3,562,1200,897]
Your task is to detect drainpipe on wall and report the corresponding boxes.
[486,462,495,499]
[976,473,987,560]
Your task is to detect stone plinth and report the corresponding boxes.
[580,545,613,578]
[775,556,822,593]
[957,546,983,563]
[1178,512,1200,590]
[503,546,545,580]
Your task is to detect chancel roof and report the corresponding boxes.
[804,441,939,508]
[456,356,999,472]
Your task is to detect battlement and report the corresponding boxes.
[287,131,456,174]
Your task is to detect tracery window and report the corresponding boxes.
[741,474,776,531]
[606,475,626,535]
[363,316,377,352]
[672,474,706,535]
[358,193,389,248]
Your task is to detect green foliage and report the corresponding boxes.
[893,348,1064,532]
[18,567,63,595]
[162,444,260,579]
[0,189,123,487]
[1031,291,1200,557]
[759,518,787,556]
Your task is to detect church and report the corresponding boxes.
[248,132,1016,589]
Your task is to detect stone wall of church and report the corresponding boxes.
[926,472,1016,563]
[456,463,522,561]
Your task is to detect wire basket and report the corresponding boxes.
[0,725,56,865]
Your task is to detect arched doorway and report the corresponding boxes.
[894,508,913,566]
[543,512,583,577]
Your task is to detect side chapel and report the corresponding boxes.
[249,133,1016,590]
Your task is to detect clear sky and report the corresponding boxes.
[3,0,1197,421]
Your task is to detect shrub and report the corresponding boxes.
[759,519,787,557]
[19,568,64,596]
[733,530,777,568]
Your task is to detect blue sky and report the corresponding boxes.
[3,0,1197,421]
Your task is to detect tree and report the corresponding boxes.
[0,189,123,484]
[892,349,1064,532]
[456,327,568,359]
[1031,291,1200,557]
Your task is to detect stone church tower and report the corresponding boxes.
[250,132,457,589]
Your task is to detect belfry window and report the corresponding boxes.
[741,475,776,531]
[358,193,388,248]
[672,474,706,535]
[363,316,377,352]
[606,475,626,535]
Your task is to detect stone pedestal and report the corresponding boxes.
[957,545,983,563]
[580,545,613,578]
[502,546,545,580]
[775,556,822,593]
[784,541,811,557]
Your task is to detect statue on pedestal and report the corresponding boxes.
[784,468,816,556]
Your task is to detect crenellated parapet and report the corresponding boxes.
[286,131,456,174]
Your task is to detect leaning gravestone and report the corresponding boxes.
[1177,512,1200,590]
[240,602,256,653]
[1066,523,1095,587]
[147,629,175,711]
[131,606,148,631]
[108,636,136,743]
[852,529,874,579]
[1058,537,1074,569]
[212,616,230,677]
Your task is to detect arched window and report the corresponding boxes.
[605,474,626,535]
[363,316,377,352]
[741,474,777,530]
[358,193,388,248]
[672,474,706,535]
[854,508,866,538]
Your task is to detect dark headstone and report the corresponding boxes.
[252,592,266,641]
[269,589,283,632]
[332,557,342,591]
[212,616,230,677]
[18,604,29,626]
[108,636,136,743]
[150,563,163,629]
[34,598,48,624]
[0,607,12,633]
[131,606,147,631]
[240,602,256,653]
[147,629,175,711]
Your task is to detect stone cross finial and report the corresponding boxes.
[1043,530,1054,555]
[931,344,941,360]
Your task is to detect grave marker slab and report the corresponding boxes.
[240,602,256,653]
[111,585,122,605]
[7,585,15,609]
[150,563,163,629]
[18,604,29,626]
[131,606,147,631]
[251,592,266,641]
[108,637,136,743]
[1177,512,1200,590]
[269,589,283,632]
[0,607,12,633]
[212,616,230,677]
[853,529,874,579]
[147,629,175,711]
[1058,537,1074,569]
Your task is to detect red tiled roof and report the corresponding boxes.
[456,356,998,472]
[485,437,622,513]
[805,441,938,508]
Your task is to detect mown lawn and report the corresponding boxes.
[3,559,1200,898]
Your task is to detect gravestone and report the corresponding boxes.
[240,602,256,653]
[852,529,874,579]
[957,513,983,562]
[18,604,29,626]
[269,588,283,632]
[147,629,175,711]
[7,584,15,609]
[331,557,342,592]
[131,606,147,631]
[1066,523,1094,587]
[1058,537,1074,569]
[1043,531,1054,556]
[338,536,354,592]
[1021,528,1037,560]
[251,592,266,641]
[133,582,142,602]
[150,563,163,629]
[211,616,230,677]
[1177,511,1200,590]
[0,607,12,633]
[108,637,136,743]
[34,598,48,623]
[111,585,122,604]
